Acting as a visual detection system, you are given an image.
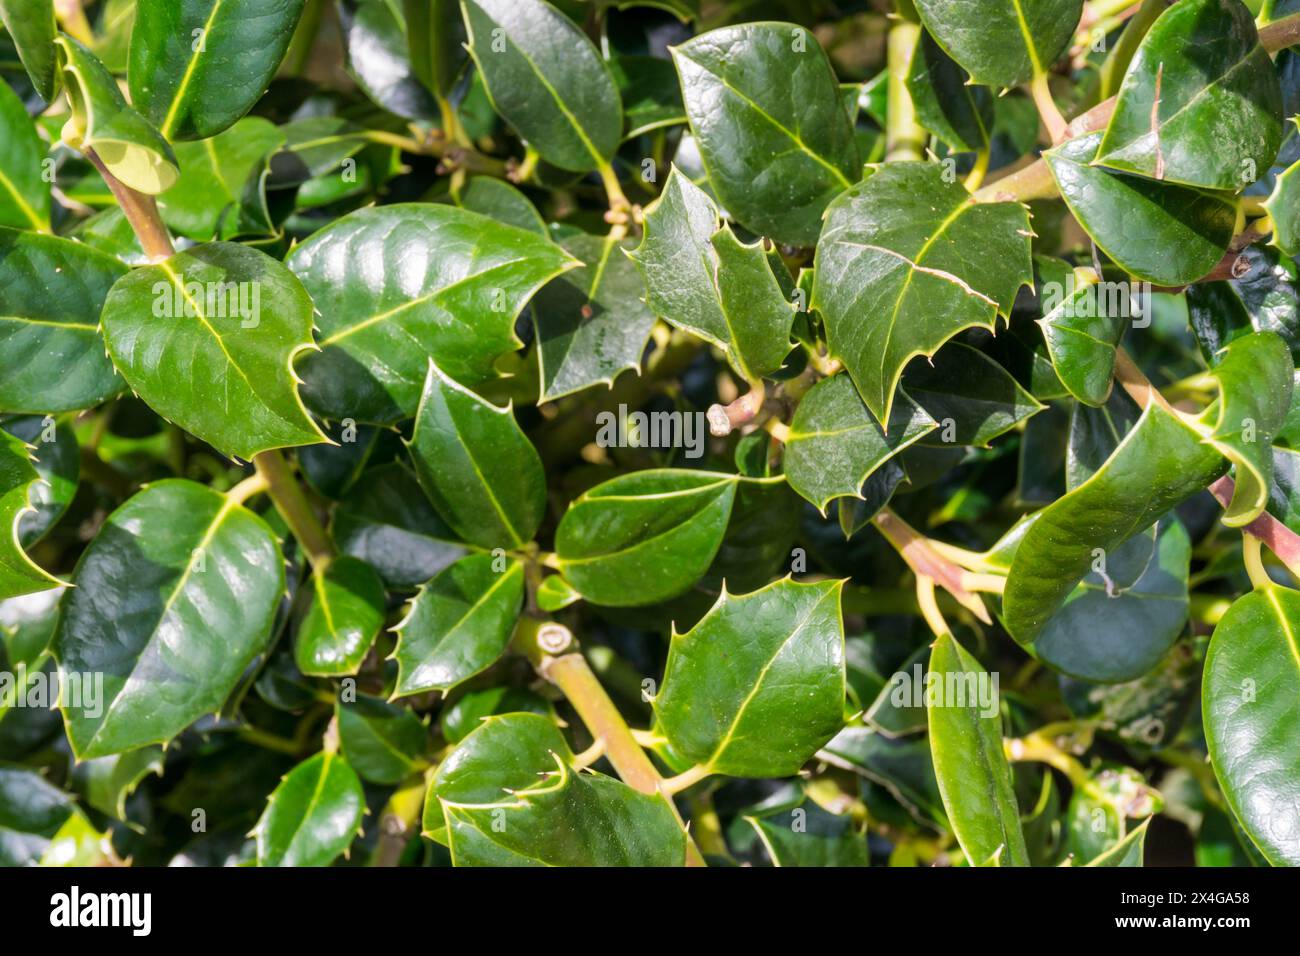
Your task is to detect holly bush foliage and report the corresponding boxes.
[1,0,1299,870]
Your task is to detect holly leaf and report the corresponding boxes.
[653,578,845,778]
[100,241,327,462]
[57,35,179,194]
[555,469,738,607]
[904,343,1043,448]
[287,203,577,423]
[0,428,63,601]
[783,373,936,513]
[1266,145,1300,257]
[0,0,58,100]
[407,361,546,549]
[1003,400,1227,646]
[1086,818,1150,867]
[671,22,859,246]
[390,553,524,697]
[1037,264,1127,407]
[339,0,437,121]
[629,167,793,382]
[1201,331,1294,527]
[1045,132,1238,286]
[0,765,74,866]
[456,177,546,234]
[1186,245,1300,364]
[534,233,657,402]
[0,229,127,414]
[404,0,467,99]
[912,0,1083,89]
[336,694,428,785]
[461,0,621,173]
[1203,585,1300,866]
[52,480,284,758]
[743,791,869,867]
[610,55,685,139]
[255,750,365,866]
[0,79,50,231]
[927,633,1029,866]
[813,162,1032,425]
[294,556,386,677]
[427,713,687,866]
[1096,0,1284,190]
[905,29,992,154]
[129,0,307,141]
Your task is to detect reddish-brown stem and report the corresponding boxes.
[83,148,175,262]
[1209,477,1300,578]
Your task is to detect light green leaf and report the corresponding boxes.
[294,556,386,677]
[391,553,524,697]
[927,633,1029,867]
[427,712,687,866]
[783,373,935,513]
[1266,135,1300,257]
[0,79,50,231]
[129,0,307,141]
[813,162,1032,425]
[0,428,62,601]
[1202,330,1294,526]
[671,22,859,246]
[0,229,127,414]
[6,415,78,548]
[1096,0,1284,190]
[1204,584,1300,865]
[1045,131,1237,286]
[460,0,621,172]
[913,0,1083,89]
[73,746,165,820]
[555,469,738,607]
[534,233,657,402]
[287,203,577,423]
[653,578,845,778]
[407,361,546,549]
[1086,818,1149,866]
[1037,264,1126,407]
[629,167,793,382]
[52,480,284,758]
[101,242,327,462]
[56,34,179,194]
[255,750,365,866]
[0,0,57,100]
[1003,400,1227,646]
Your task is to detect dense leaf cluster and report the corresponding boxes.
[1,0,1299,868]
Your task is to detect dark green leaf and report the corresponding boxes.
[1038,266,1127,407]
[0,765,74,865]
[744,791,868,867]
[904,343,1043,447]
[405,0,466,99]
[336,694,428,784]
[0,428,62,600]
[0,0,57,100]
[905,29,992,153]
[913,0,1083,89]
[340,0,437,121]
[610,55,684,138]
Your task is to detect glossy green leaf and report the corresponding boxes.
[1,1,56,100]
[536,573,581,612]
[671,22,859,246]
[331,463,467,589]
[784,373,936,513]
[438,685,553,744]
[744,792,869,867]
[1096,0,1284,190]
[905,343,1043,448]
[74,746,165,820]
[6,415,78,547]
[913,0,1083,89]
[255,750,365,866]
[407,361,546,549]
[428,712,687,866]
[555,469,737,607]
[52,480,284,758]
[157,117,285,241]
[340,0,437,121]
[0,429,62,601]
[294,556,386,677]
[0,79,49,231]
[1004,401,1227,646]
[1086,818,1149,866]
[610,55,685,138]
[905,29,992,153]
[129,0,307,141]
[653,578,845,778]
[927,633,1029,867]
[405,0,466,99]
[287,203,577,423]
[1037,266,1127,407]
[630,167,792,381]
[534,233,657,402]
[813,162,1032,424]
[455,177,545,234]
[461,0,620,172]
[0,230,127,414]
[1202,331,1294,526]
[391,553,524,697]
[1203,584,1300,865]
[101,241,327,461]
[336,694,428,785]
[1045,132,1238,286]
[0,764,74,865]
[56,35,179,195]
[1187,245,1300,365]
[1266,149,1300,257]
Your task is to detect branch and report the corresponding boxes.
[83,148,175,262]
[253,450,336,570]
[871,507,992,624]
